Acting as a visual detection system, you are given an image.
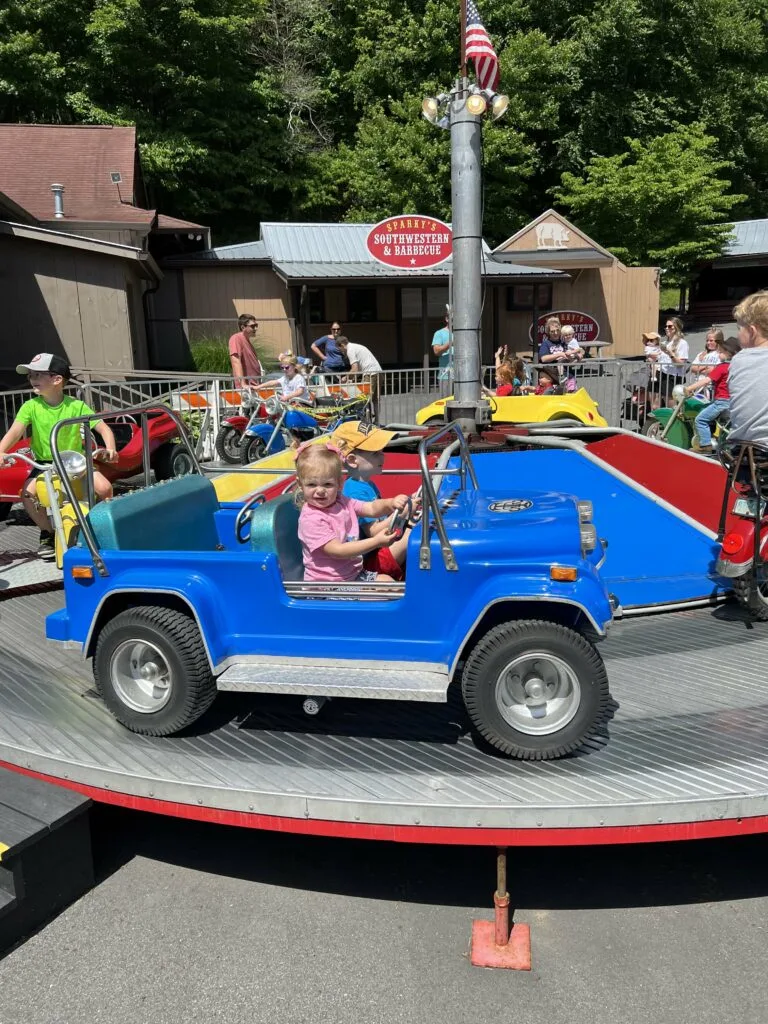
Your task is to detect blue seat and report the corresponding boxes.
[87,475,220,552]
[249,494,303,580]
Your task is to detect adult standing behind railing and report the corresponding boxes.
[228,314,263,387]
[310,322,349,375]
[336,336,382,418]
[659,316,689,378]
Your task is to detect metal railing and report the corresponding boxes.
[0,359,713,460]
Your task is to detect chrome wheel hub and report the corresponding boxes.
[111,639,172,714]
[495,653,581,736]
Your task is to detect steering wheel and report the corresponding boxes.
[235,492,267,545]
[112,414,138,425]
[386,496,413,541]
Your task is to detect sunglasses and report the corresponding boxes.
[331,327,341,332]
[279,364,293,370]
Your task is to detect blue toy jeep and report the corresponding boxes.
[46,410,613,760]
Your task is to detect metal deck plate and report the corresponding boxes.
[0,591,767,833]
[0,520,62,597]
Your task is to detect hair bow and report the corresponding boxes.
[293,439,343,461]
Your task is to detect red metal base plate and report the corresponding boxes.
[470,920,532,970]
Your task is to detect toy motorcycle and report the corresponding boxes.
[3,449,90,568]
[238,393,370,465]
[716,441,768,620]
[214,384,278,465]
[643,383,729,450]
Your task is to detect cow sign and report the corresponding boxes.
[366,216,453,270]
[529,310,600,345]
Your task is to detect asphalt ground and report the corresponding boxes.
[1,807,767,1024]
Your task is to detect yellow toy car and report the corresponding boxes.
[415,388,608,427]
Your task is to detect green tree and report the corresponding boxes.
[554,124,746,283]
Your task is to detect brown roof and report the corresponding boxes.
[155,213,208,231]
[0,124,155,225]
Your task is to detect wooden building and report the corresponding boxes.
[160,214,660,369]
[0,222,160,386]
[688,219,768,326]
[492,210,660,358]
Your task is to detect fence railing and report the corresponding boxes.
[0,358,709,461]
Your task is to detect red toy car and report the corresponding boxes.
[0,409,186,520]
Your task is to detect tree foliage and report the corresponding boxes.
[0,0,766,259]
[555,125,746,283]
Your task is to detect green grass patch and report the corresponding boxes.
[660,287,681,311]
[189,336,270,375]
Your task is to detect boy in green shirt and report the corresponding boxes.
[0,353,117,557]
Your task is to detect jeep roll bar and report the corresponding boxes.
[49,405,479,577]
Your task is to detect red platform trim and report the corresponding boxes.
[3,761,768,846]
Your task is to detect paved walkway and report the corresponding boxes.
[1,807,767,1024]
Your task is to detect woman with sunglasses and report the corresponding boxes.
[310,323,348,375]
[659,316,689,377]
[278,354,313,404]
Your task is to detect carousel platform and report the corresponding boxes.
[1,579,768,846]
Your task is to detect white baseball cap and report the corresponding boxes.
[16,353,72,377]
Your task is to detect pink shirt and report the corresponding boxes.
[298,495,367,581]
[228,331,263,382]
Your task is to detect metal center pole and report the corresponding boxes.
[445,78,488,435]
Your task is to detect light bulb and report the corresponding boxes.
[421,96,439,123]
[466,93,487,116]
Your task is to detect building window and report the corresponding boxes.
[506,284,553,312]
[347,288,378,323]
[401,286,449,319]
[308,288,325,323]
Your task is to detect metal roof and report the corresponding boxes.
[174,223,565,280]
[272,256,563,283]
[493,247,614,266]
[725,219,768,258]
[167,239,270,262]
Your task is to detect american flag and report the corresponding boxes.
[465,0,499,92]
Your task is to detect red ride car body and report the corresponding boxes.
[0,410,180,507]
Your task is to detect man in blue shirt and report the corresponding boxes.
[432,315,453,381]
[311,322,348,373]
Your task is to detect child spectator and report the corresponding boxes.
[684,335,740,453]
[295,441,409,583]
[730,291,768,445]
[333,420,419,582]
[0,353,117,557]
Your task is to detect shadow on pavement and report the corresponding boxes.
[91,803,768,912]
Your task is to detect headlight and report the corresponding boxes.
[580,523,598,555]
[672,384,686,402]
[265,396,281,416]
[577,500,593,523]
[60,450,87,480]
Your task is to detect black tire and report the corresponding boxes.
[732,567,768,621]
[153,442,195,481]
[460,620,610,759]
[642,419,662,440]
[0,502,11,522]
[215,425,243,465]
[239,434,267,465]
[93,605,216,735]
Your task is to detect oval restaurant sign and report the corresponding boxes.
[529,310,600,345]
[366,215,453,270]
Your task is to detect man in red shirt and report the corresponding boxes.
[228,314,263,386]
[684,334,740,452]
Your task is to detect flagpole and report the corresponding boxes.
[460,0,467,78]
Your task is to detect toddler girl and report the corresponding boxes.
[295,442,409,583]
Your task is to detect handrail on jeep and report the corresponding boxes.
[417,422,478,572]
[49,403,478,577]
[50,403,201,577]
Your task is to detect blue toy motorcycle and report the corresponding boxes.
[238,393,369,464]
